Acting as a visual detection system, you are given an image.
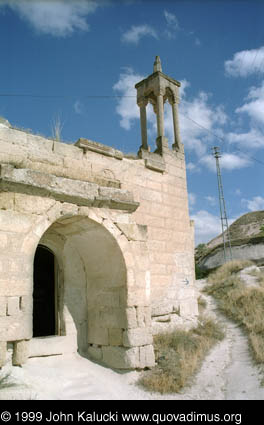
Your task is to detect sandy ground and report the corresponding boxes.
[1,274,264,400]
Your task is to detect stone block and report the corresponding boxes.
[0,279,31,297]
[87,325,109,345]
[0,341,7,367]
[0,315,32,340]
[19,296,32,315]
[123,251,135,268]
[99,292,120,308]
[102,346,139,369]
[53,141,83,159]
[179,299,198,317]
[123,328,153,347]
[0,297,6,316]
[136,306,151,328]
[76,138,123,160]
[99,308,127,330]
[25,133,54,152]
[0,209,33,234]
[144,158,166,173]
[141,189,163,203]
[151,303,173,317]
[127,289,149,307]
[88,345,102,361]
[12,340,29,366]
[7,297,20,316]
[0,165,99,207]
[126,307,138,329]
[108,328,123,346]
[28,150,63,167]
[99,187,134,203]
[0,192,15,210]
[0,127,27,145]
[14,194,56,215]
[139,345,155,368]
[115,223,148,242]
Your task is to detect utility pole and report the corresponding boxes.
[212,146,233,263]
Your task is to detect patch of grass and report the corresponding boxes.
[198,296,207,313]
[138,317,224,394]
[0,372,16,390]
[255,271,264,288]
[205,260,264,366]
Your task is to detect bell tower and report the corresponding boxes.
[135,56,182,156]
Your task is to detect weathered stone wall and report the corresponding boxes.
[0,125,197,369]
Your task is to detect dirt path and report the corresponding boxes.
[1,278,264,400]
[194,278,264,400]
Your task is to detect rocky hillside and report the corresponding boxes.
[196,211,264,270]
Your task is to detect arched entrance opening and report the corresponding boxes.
[30,214,128,361]
[33,245,57,338]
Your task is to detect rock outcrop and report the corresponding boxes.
[197,211,264,270]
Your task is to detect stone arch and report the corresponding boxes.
[164,87,176,105]
[30,212,128,356]
[15,204,154,369]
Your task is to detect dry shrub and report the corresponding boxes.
[207,260,253,286]
[139,317,224,394]
[257,272,264,288]
[198,296,207,312]
[249,333,264,364]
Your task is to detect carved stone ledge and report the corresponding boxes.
[75,138,123,160]
[0,164,139,212]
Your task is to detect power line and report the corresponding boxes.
[178,108,264,167]
[0,93,136,98]
[1,91,264,167]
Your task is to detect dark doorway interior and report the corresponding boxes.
[33,245,56,337]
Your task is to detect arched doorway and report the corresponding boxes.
[33,245,57,337]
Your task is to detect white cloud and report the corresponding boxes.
[242,196,264,212]
[190,210,222,245]
[0,0,99,37]
[201,153,251,171]
[225,46,264,77]
[235,189,242,196]
[235,81,264,125]
[73,100,83,114]
[188,192,196,208]
[121,24,158,44]
[205,195,216,206]
[227,128,264,149]
[113,68,143,130]
[164,10,179,39]
[186,162,201,173]
[179,92,228,156]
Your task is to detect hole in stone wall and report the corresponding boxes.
[33,245,56,337]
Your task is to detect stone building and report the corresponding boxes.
[0,57,197,370]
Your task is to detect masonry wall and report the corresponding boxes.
[0,125,197,369]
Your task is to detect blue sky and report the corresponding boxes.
[1,0,264,245]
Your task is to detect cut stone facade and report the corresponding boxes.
[0,58,197,370]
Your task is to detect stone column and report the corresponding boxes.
[12,340,29,366]
[0,341,7,367]
[171,101,181,150]
[156,93,164,138]
[139,100,148,150]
